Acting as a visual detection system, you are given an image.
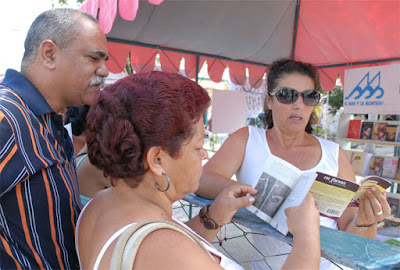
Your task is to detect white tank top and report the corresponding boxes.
[236,126,341,270]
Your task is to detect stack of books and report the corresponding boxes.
[347,120,400,142]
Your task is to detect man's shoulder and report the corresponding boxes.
[0,85,25,106]
[0,86,33,133]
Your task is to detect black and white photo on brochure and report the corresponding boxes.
[253,172,291,217]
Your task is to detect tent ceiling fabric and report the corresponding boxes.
[81,0,400,92]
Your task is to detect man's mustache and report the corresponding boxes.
[89,76,105,86]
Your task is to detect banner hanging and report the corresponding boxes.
[344,64,400,114]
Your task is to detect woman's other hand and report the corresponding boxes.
[209,184,257,226]
[283,193,321,270]
[285,193,320,237]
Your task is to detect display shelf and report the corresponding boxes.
[387,192,400,200]
[336,114,400,148]
[341,138,400,147]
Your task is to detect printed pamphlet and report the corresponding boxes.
[315,173,391,210]
[247,155,392,235]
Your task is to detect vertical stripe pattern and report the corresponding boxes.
[0,86,81,269]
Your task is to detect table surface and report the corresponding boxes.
[184,193,400,270]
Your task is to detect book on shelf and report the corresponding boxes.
[385,125,398,142]
[395,164,400,181]
[347,119,362,139]
[382,157,399,179]
[367,156,384,177]
[371,122,387,141]
[343,149,373,175]
[359,121,374,140]
[397,126,400,143]
[246,155,392,235]
[387,196,400,218]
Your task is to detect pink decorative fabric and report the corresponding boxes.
[318,67,346,93]
[119,0,139,21]
[228,62,246,86]
[80,0,98,17]
[202,57,227,83]
[98,0,117,34]
[130,46,157,73]
[80,0,164,33]
[184,55,206,79]
[159,50,183,73]
[247,65,267,89]
[105,42,133,73]
[147,0,163,4]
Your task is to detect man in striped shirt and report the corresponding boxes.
[0,8,108,269]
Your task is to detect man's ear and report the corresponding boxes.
[38,40,58,70]
[146,146,166,176]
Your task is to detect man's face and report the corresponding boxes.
[56,19,109,109]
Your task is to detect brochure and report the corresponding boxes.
[247,155,392,235]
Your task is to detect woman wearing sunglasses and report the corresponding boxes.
[196,59,390,270]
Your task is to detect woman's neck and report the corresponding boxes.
[267,127,309,149]
[78,144,88,155]
[113,177,174,218]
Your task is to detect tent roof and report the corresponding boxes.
[81,0,400,91]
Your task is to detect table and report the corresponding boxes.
[184,193,400,270]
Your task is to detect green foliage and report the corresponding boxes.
[125,52,134,74]
[58,0,84,5]
[208,134,219,152]
[328,86,344,116]
[312,125,325,136]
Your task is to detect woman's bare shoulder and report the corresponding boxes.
[132,228,223,270]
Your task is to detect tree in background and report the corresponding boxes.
[58,0,84,5]
[328,85,344,116]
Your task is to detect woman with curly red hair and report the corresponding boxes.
[75,71,321,270]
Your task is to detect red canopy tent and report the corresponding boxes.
[81,0,400,91]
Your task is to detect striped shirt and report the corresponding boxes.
[0,69,81,269]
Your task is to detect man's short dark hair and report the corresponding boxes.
[21,8,98,71]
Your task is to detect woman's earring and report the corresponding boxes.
[155,172,170,192]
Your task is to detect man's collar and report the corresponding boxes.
[1,69,54,116]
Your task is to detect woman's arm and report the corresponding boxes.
[336,147,391,239]
[195,127,249,199]
[186,184,257,242]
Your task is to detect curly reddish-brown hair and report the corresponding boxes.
[86,71,211,187]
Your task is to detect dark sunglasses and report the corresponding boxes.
[268,87,321,106]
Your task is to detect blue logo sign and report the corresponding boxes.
[345,72,384,100]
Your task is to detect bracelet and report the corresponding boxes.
[199,204,221,230]
[353,215,377,231]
